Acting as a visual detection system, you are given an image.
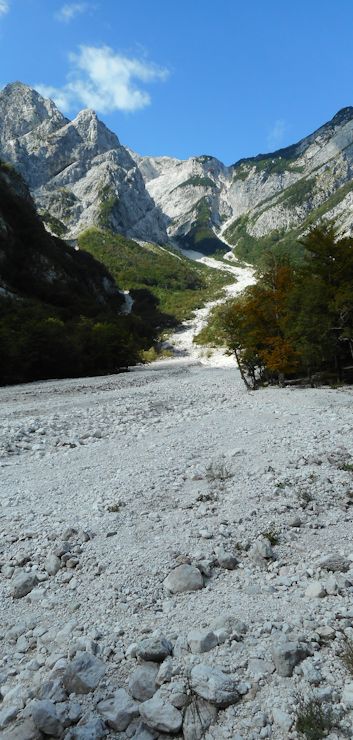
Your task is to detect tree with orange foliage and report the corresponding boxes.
[221,259,298,388]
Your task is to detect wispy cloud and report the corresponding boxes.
[267,119,287,150]
[36,45,169,114]
[0,1,9,16]
[55,3,91,23]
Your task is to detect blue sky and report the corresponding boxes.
[1,0,353,163]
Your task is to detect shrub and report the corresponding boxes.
[205,460,233,482]
[295,695,333,739]
[341,637,353,675]
[260,529,279,546]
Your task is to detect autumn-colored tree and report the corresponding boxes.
[222,259,298,388]
[221,223,353,388]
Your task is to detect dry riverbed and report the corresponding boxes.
[1,362,353,738]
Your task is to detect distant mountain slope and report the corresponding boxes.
[1,81,353,260]
[133,107,353,260]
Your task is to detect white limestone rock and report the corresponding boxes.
[164,564,204,594]
[190,663,240,707]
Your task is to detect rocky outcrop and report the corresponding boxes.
[0,82,167,243]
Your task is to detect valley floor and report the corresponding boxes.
[1,361,353,737]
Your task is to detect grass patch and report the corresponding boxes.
[205,460,234,482]
[174,176,216,191]
[295,696,333,739]
[193,302,228,347]
[340,462,353,472]
[260,529,279,546]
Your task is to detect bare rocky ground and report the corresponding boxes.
[1,359,353,738]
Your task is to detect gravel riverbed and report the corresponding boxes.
[1,360,353,738]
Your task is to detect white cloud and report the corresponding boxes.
[0,1,9,16]
[35,84,73,113]
[55,3,90,22]
[36,45,169,114]
[267,119,287,150]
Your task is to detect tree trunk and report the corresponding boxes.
[234,348,251,390]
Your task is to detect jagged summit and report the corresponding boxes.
[0,81,66,147]
[0,82,167,242]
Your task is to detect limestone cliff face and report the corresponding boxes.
[132,107,353,256]
[0,82,167,243]
[2,82,353,258]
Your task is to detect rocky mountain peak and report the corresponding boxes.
[0,82,67,145]
[70,108,121,151]
[329,106,353,127]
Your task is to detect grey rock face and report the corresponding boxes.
[183,698,218,740]
[63,652,105,694]
[190,663,240,707]
[31,700,63,737]
[139,695,183,734]
[3,83,353,256]
[97,688,139,731]
[128,662,159,701]
[271,641,309,677]
[133,107,353,251]
[11,572,38,598]
[0,83,167,243]
[164,564,204,593]
[136,635,173,663]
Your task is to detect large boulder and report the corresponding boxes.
[136,636,173,663]
[11,572,38,599]
[190,664,239,707]
[63,652,105,694]
[31,700,63,737]
[164,565,203,594]
[271,641,309,677]
[128,662,159,701]
[139,695,183,734]
[97,688,139,731]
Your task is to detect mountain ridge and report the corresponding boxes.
[2,81,353,260]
